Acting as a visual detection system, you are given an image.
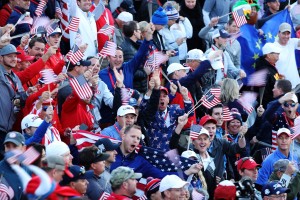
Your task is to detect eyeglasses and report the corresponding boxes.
[283,102,297,108]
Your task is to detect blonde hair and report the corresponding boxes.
[220,78,239,103]
[138,21,149,33]
[162,1,181,11]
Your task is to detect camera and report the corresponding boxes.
[235,177,261,200]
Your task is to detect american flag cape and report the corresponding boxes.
[200,88,221,109]
[232,8,247,28]
[72,130,121,151]
[100,41,117,57]
[69,75,93,100]
[98,24,115,36]
[237,92,257,114]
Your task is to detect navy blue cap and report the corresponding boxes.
[68,60,91,70]
[60,165,93,185]
[262,181,290,197]
[95,138,120,152]
[120,0,136,14]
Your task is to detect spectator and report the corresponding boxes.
[15,50,34,71]
[112,0,136,18]
[152,7,168,52]
[42,155,69,183]
[274,23,300,89]
[0,0,16,27]
[114,11,133,46]
[159,175,189,200]
[225,18,241,69]
[46,141,73,166]
[261,181,290,199]
[144,178,162,200]
[202,0,230,26]
[262,0,280,18]
[207,104,224,139]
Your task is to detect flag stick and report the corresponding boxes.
[259,87,265,105]
[10,32,30,39]
[218,12,232,19]
[160,70,171,83]
[9,12,29,33]
[47,84,52,107]
[148,1,153,22]
[187,120,193,150]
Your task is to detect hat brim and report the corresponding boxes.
[1,51,21,56]
[93,153,110,163]
[79,170,94,180]
[132,172,142,179]
[4,139,22,146]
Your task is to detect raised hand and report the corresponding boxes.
[178,81,189,101]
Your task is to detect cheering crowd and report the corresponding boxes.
[1,0,300,199]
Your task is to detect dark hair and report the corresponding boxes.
[27,143,45,167]
[227,18,235,26]
[207,103,223,116]
[123,21,138,37]
[124,124,141,134]
[86,56,97,60]
[28,37,46,48]
[79,146,99,170]
[276,79,292,94]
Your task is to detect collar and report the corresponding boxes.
[274,149,291,159]
[117,146,136,160]
[114,122,122,129]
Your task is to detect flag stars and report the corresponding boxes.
[268,32,273,39]
[252,53,259,60]
[255,42,261,49]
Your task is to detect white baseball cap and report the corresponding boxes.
[186,49,206,61]
[117,11,133,22]
[159,175,189,192]
[181,150,197,159]
[167,63,190,75]
[277,128,291,137]
[117,105,137,117]
[262,43,281,55]
[21,114,43,130]
[208,51,224,70]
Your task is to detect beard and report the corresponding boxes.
[247,12,258,25]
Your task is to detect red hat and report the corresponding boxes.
[17,50,34,63]
[237,157,260,171]
[145,178,161,197]
[47,185,81,200]
[160,86,169,95]
[199,115,217,126]
[214,180,236,200]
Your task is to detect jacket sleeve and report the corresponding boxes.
[169,131,186,154]
[225,53,240,79]
[100,81,114,109]
[287,172,300,200]
[25,120,50,145]
[262,100,281,123]
[222,138,246,156]
[182,18,193,39]
[15,58,45,84]
[112,87,122,119]
[256,157,274,186]
[198,25,213,43]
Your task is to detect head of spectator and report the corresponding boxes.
[16,50,34,71]
[212,28,231,50]
[184,0,196,10]
[159,86,170,112]
[118,0,136,15]
[60,165,93,195]
[107,46,124,70]
[159,175,189,200]
[185,49,205,70]
[191,125,211,155]
[4,131,25,152]
[46,141,73,166]
[214,180,236,200]
[138,21,151,40]
[266,0,280,14]
[207,103,223,128]
[276,128,292,156]
[27,143,46,167]
[94,138,120,167]
[237,157,260,182]
[278,22,291,46]
[79,146,109,176]
[167,63,189,80]
[42,155,69,182]
[262,181,290,199]
[116,105,137,128]
[227,109,243,135]
[123,21,141,42]
[120,125,142,156]
[28,37,46,61]
[116,11,133,28]
[226,18,239,34]
[67,59,91,78]
[220,78,239,104]
[145,177,162,200]
[110,166,142,197]
[181,150,197,160]
[164,3,179,27]
[0,44,20,72]
[17,0,30,10]
[199,115,217,140]
[232,0,259,25]
[152,7,168,31]
[76,0,92,12]
[280,92,298,120]
[273,79,292,99]
[271,159,291,179]
[47,27,62,47]
[86,56,100,76]
[21,114,43,136]
[262,43,281,66]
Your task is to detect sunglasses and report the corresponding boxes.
[283,102,297,108]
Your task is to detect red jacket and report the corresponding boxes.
[44,44,65,75]
[95,8,114,51]
[0,4,13,27]
[107,193,131,200]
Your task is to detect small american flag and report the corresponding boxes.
[247,69,268,86]
[237,92,257,114]
[200,88,221,109]
[190,125,203,140]
[68,45,84,65]
[72,130,121,151]
[0,184,14,199]
[5,150,23,164]
[68,17,80,32]
[55,6,63,19]
[291,132,300,140]
[291,117,300,140]
[69,75,93,100]
[121,88,135,105]
[35,0,46,17]
[144,50,169,72]
[232,8,247,28]
[100,41,117,57]
[98,24,115,36]
[20,146,40,165]
[98,192,110,200]
[46,22,59,36]
[223,106,233,121]
[40,69,58,84]
[30,26,46,35]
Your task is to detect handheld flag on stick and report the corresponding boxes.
[237,92,257,114]
[68,17,80,32]
[223,106,233,121]
[40,69,58,84]
[98,24,115,36]
[200,88,221,109]
[232,8,247,28]
[69,75,93,100]
[35,0,47,17]
[100,41,117,57]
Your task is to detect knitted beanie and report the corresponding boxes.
[214,180,237,200]
[152,7,168,25]
[164,4,179,21]
[145,177,161,198]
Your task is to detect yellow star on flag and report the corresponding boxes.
[253,53,259,60]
